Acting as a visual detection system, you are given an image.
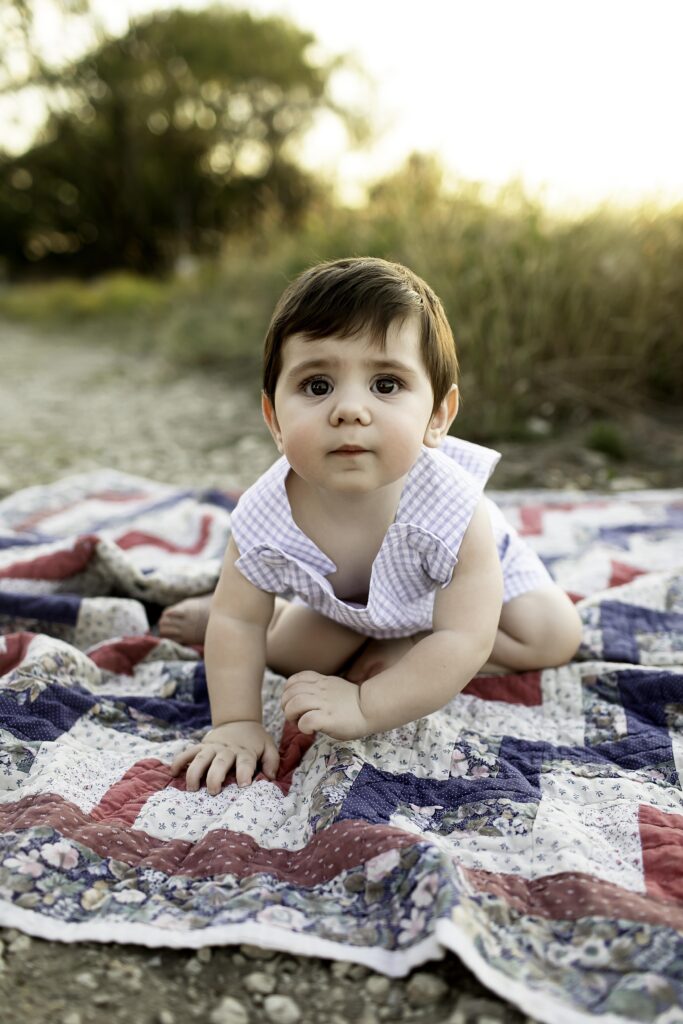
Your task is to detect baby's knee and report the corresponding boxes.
[504,586,583,667]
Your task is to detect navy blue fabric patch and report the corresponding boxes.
[339,737,545,825]
[0,591,81,626]
[599,602,683,664]
[0,687,98,742]
[198,489,239,513]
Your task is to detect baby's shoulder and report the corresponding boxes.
[230,457,288,547]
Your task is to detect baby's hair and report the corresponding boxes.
[262,257,458,411]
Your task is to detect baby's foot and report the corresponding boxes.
[345,637,415,684]
[158,594,213,645]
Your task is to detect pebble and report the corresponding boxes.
[263,994,301,1024]
[158,1012,176,1024]
[209,995,250,1024]
[244,970,277,995]
[197,947,213,964]
[75,970,99,990]
[185,956,204,976]
[609,475,648,490]
[355,1011,380,1024]
[61,1013,82,1024]
[8,932,32,954]
[365,975,391,1000]
[240,943,277,960]
[446,995,509,1022]
[405,971,449,1005]
[106,960,144,991]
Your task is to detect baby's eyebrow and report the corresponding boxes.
[286,356,417,378]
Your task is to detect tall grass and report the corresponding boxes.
[2,156,682,438]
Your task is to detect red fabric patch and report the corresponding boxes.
[92,759,170,826]
[0,535,98,580]
[0,793,419,883]
[517,500,610,537]
[518,507,544,536]
[15,490,151,532]
[639,804,683,902]
[0,632,37,674]
[609,561,648,588]
[465,866,683,930]
[88,636,163,675]
[464,671,542,705]
[116,514,213,556]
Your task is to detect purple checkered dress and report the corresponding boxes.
[230,436,553,639]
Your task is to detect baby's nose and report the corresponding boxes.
[329,388,371,425]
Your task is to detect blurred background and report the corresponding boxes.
[1,0,682,491]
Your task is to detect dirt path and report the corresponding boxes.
[0,322,681,1024]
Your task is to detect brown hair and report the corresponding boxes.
[262,257,458,411]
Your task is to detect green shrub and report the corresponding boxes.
[2,160,682,439]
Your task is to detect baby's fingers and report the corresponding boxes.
[261,737,280,780]
[205,750,237,796]
[234,752,257,788]
[184,748,220,792]
[170,744,202,776]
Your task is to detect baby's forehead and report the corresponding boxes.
[282,314,420,355]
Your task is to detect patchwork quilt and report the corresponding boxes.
[1,470,683,1024]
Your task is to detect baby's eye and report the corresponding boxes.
[371,376,402,395]
[301,376,332,397]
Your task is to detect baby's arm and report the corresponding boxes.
[281,499,502,737]
[170,536,277,793]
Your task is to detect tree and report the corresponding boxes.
[0,5,366,274]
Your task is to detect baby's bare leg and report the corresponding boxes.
[266,598,368,677]
[488,585,582,671]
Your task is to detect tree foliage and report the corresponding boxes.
[0,5,360,274]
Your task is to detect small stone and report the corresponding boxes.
[185,956,203,975]
[197,947,212,963]
[263,994,301,1024]
[609,475,648,491]
[158,1012,176,1024]
[8,932,32,954]
[347,963,371,980]
[405,971,449,1005]
[244,970,277,995]
[330,961,352,978]
[209,995,250,1024]
[240,944,277,960]
[62,1013,82,1024]
[75,970,99,990]
[365,975,391,1001]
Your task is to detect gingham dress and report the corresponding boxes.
[230,436,553,639]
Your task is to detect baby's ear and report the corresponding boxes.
[423,385,459,448]
[261,392,284,452]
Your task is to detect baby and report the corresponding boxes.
[166,257,582,794]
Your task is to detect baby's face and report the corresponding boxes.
[262,318,447,495]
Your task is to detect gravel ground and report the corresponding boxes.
[1,322,681,1024]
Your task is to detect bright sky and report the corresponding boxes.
[8,0,683,210]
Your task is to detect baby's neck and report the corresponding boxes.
[286,471,404,542]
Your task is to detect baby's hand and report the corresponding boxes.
[281,672,371,741]
[170,721,280,795]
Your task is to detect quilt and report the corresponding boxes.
[1,469,683,1024]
